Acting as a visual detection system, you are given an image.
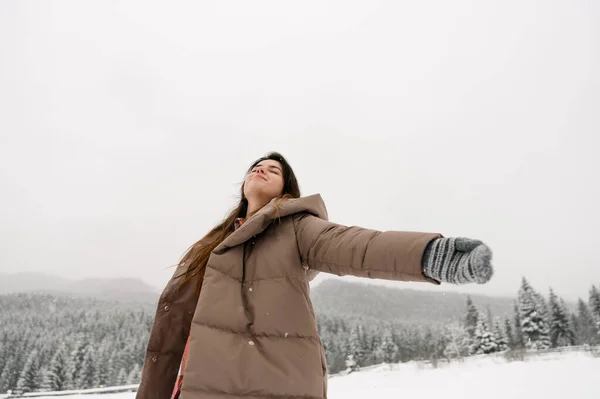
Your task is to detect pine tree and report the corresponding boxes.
[122,343,138,378]
[470,313,498,354]
[106,352,117,386]
[504,318,515,349]
[575,299,597,345]
[590,286,600,318]
[534,291,552,348]
[322,336,340,372]
[442,323,469,360]
[0,340,24,393]
[16,350,41,394]
[345,325,365,373]
[65,334,88,390]
[94,342,111,388]
[378,330,398,364]
[421,328,437,360]
[0,356,19,393]
[0,358,15,393]
[464,296,479,339]
[361,329,378,366]
[330,342,347,373]
[393,328,411,363]
[0,341,6,383]
[512,301,525,349]
[548,289,575,347]
[41,345,69,392]
[570,313,581,345]
[126,363,142,385]
[77,347,96,389]
[517,278,551,350]
[116,368,128,386]
[589,285,600,337]
[493,319,508,352]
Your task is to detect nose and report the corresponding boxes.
[254,166,266,174]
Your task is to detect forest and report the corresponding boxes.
[1,278,599,394]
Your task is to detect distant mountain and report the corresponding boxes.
[1,273,576,326]
[0,272,160,302]
[310,279,518,326]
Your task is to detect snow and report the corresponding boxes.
[329,351,599,398]
[23,351,600,399]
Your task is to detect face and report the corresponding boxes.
[243,159,285,202]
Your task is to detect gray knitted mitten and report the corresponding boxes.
[422,237,493,284]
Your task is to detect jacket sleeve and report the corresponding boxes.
[293,213,443,284]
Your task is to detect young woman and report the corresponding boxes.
[136,152,493,399]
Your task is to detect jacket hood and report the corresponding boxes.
[213,193,328,254]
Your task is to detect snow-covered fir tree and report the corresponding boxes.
[421,328,437,360]
[589,285,600,335]
[116,368,129,386]
[504,318,515,349]
[570,313,581,345]
[122,343,139,377]
[512,301,525,349]
[0,342,5,379]
[378,330,398,364]
[517,278,551,350]
[590,286,600,316]
[362,330,379,365]
[442,323,469,360]
[41,345,69,392]
[0,340,24,393]
[126,363,142,385]
[575,298,598,345]
[65,333,89,390]
[548,288,575,347]
[77,346,96,389]
[393,328,412,363]
[493,319,508,352]
[93,345,110,388]
[534,292,552,344]
[464,296,479,339]
[345,325,365,373]
[470,312,498,354]
[329,342,348,373]
[0,356,18,393]
[15,349,41,394]
[107,352,118,387]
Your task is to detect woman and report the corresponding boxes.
[136,152,493,399]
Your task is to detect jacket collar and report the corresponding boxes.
[213,193,328,254]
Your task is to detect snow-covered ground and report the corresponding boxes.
[329,351,599,398]
[18,351,600,399]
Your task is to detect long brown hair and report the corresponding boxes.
[176,152,301,295]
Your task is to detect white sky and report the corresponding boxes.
[0,0,598,301]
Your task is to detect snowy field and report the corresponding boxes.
[14,351,600,399]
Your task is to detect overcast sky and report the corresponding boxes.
[1,0,598,301]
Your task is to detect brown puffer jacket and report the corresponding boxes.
[136,194,442,399]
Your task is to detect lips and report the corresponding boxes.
[251,174,267,181]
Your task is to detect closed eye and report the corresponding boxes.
[252,165,282,174]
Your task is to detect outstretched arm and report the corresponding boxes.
[293,213,493,285]
[293,213,442,284]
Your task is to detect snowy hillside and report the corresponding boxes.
[19,351,600,399]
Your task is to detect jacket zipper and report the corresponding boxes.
[242,242,247,282]
[241,241,254,332]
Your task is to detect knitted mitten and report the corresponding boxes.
[422,237,493,284]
